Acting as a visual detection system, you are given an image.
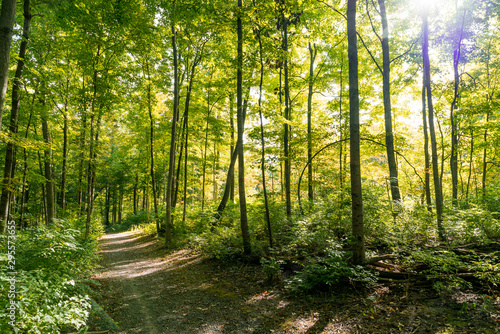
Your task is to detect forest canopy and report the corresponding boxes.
[0,0,499,332]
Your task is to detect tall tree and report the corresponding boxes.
[237,0,251,254]
[307,42,317,202]
[0,0,17,129]
[347,0,365,264]
[281,2,292,218]
[450,10,466,206]
[165,22,180,244]
[0,0,32,232]
[422,7,445,241]
[376,0,401,209]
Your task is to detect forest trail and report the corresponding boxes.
[92,231,500,334]
[92,231,298,333]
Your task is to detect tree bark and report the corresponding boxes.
[282,4,291,217]
[307,42,317,202]
[377,0,401,209]
[450,10,466,206]
[41,98,55,225]
[237,0,251,254]
[257,29,273,249]
[422,10,444,241]
[229,94,235,202]
[422,83,432,212]
[181,54,200,226]
[0,0,17,129]
[215,91,249,219]
[165,24,180,244]
[347,0,365,265]
[145,59,159,233]
[0,0,31,232]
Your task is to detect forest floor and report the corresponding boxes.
[89,231,500,333]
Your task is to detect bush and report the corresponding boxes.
[0,221,98,333]
[284,245,378,294]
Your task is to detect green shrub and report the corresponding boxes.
[0,220,98,333]
[284,245,378,294]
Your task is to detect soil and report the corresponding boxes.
[90,231,500,333]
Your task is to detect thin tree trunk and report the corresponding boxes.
[112,186,117,224]
[423,10,444,241]
[165,24,180,244]
[133,174,138,215]
[0,0,31,232]
[77,77,87,213]
[0,0,17,129]
[237,0,251,254]
[41,98,55,225]
[482,112,489,198]
[307,42,317,202]
[201,80,211,211]
[338,55,344,223]
[215,91,249,218]
[378,0,401,209]
[466,129,473,200]
[451,10,466,206]
[104,186,110,226]
[347,0,365,265]
[282,5,291,218]
[257,29,273,249]
[60,76,69,212]
[229,94,235,202]
[181,53,200,225]
[422,83,432,211]
[145,60,159,233]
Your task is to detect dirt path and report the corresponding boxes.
[92,231,288,333]
[91,231,500,334]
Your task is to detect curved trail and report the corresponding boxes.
[93,231,279,333]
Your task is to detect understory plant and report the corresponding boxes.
[0,220,99,333]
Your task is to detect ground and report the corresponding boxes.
[90,231,500,333]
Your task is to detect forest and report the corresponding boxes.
[0,0,499,332]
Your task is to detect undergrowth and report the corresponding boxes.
[0,219,101,333]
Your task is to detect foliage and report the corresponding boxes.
[0,221,98,333]
[283,245,378,294]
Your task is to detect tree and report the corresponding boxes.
[0,0,32,232]
[237,0,251,254]
[347,0,365,265]
[0,0,17,129]
[422,6,444,241]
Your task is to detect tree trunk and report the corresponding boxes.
[466,129,473,200]
[422,83,432,212]
[307,42,317,202]
[145,60,159,233]
[422,11,444,241]
[229,94,235,202]
[482,111,489,199]
[181,54,200,226]
[237,0,251,254]
[41,98,55,225]
[104,186,110,226]
[347,0,365,265]
[215,91,249,218]
[257,29,273,249]
[0,0,17,129]
[201,81,211,210]
[378,0,401,209]
[0,0,31,232]
[133,174,138,215]
[112,186,117,224]
[282,5,291,218]
[165,24,180,244]
[77,78,87,214]
[450,10,466,206]
[60,77,69,212]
